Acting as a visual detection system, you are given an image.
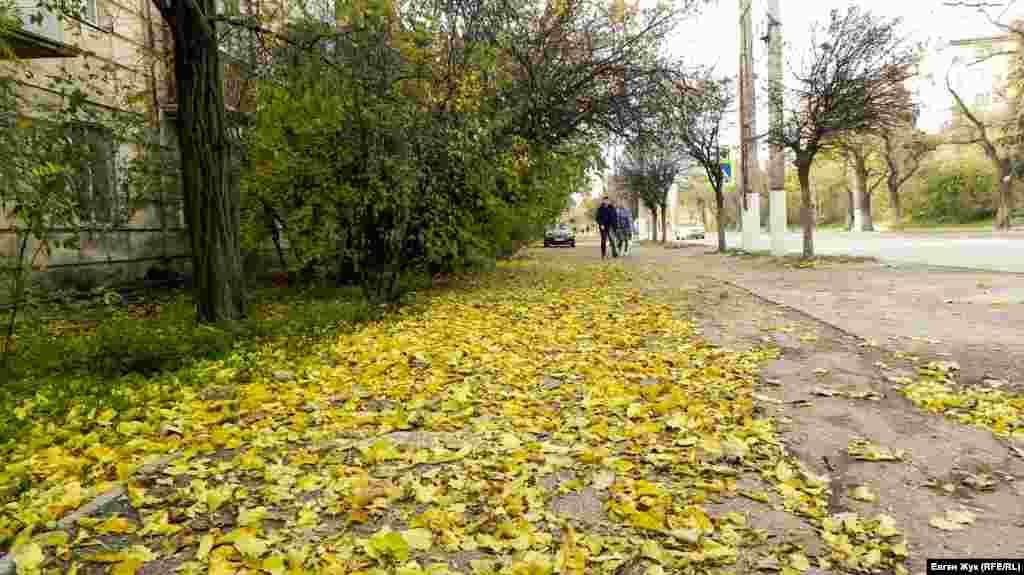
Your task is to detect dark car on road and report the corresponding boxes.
[544,223,576,248]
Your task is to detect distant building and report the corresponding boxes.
[929,32,1019,131]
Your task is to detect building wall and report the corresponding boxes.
[1,0,288,295]
[1,0,192,294]
[929,35,1018,131]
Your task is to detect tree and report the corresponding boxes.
[240,0,679,297]
[768,6,917,257]
[946,70,1017,229]
[617,142,681,243]
[661,70,734,251]
[836,135,886,231]
[148,0,244,322]
[880,126,938,224]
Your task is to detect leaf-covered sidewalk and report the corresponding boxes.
[2,260,911,574]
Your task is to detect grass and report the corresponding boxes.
[0,283,388,448]
[880,218,996,232]
[721,248,877,268]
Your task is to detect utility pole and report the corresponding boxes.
[766,0,786,255]
[739,0,759,251]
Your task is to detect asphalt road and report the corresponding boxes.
[692,230,1024,273]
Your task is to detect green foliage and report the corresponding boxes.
[913,164,995,224]
[241,8,599,300]
[0,286,376,446]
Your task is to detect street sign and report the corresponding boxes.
[720,162,732,180]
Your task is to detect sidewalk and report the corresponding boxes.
[660,244,1024,388]
[565,241,1024,573]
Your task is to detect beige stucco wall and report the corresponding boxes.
[1,0,190,293]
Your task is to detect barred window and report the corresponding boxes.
[67,123,119,224]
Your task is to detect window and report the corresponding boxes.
[60,0,96,23]
[81,0,96,23]
[67,123,119,224]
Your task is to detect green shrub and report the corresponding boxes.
[913,164,995,224]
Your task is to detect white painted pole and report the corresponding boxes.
[767,0,786,255]
[852,187,864,232]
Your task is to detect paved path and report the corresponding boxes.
[694,230,1024,273]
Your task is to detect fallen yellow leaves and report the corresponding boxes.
[847,438,906,462]
[0,261,912,574]
[900,378,1024,441]
[928,509,977,531]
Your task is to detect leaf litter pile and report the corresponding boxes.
[2,261,912,574]
[896,362,1024,442]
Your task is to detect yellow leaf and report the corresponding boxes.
[928,516,966,531]
[96,515,137,534]
[875,514,900,537]
[223,527,269,559]
[296,506,318,528]
[11,542,45,573]
[365,529,410,562]
[402,527,433,551]
[196,532,216,561]
[238,506,269,527]
[862,548,882,568]
[206,484,235,512]
[500,433,521,450]
[111,559,144,575]
[789,551,811,572]
[850,485,876,502]
[262,554,288,575]
[139,510,182,536]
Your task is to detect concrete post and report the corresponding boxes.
[739,0,759,251]
[767,0,786,255]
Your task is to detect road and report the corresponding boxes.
[692,230,1024,273]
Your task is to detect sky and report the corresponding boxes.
[587,0,1023,197]
[666,0,1021,137]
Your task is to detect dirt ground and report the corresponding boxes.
[557,240,1024,573]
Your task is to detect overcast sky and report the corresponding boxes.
[590,0,1022,196]
[668,0,1021,136]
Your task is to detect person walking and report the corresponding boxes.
[616,204,634,256]
[596,196,619,259]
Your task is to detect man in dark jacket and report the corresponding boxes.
[616,204,634,256]
[596,196,619,259]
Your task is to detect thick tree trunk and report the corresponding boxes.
[798,161,814,258]
[849,154,875,231]
[862,190,874,231]
[172,0,245,322]
[714,187,727,252]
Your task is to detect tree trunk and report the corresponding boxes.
[862,189,874,231]
[660,205,667,244]
[848,154,876,231]
[714,186,727,252]
[995,169,1014,230]
[172,0,245,322]
[650,207,657,241]
[798,161,814,258]
[846,188,855,231]
[887,175,904,224]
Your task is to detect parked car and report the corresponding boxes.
[544,223,576,247]
[674,223,706,240]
